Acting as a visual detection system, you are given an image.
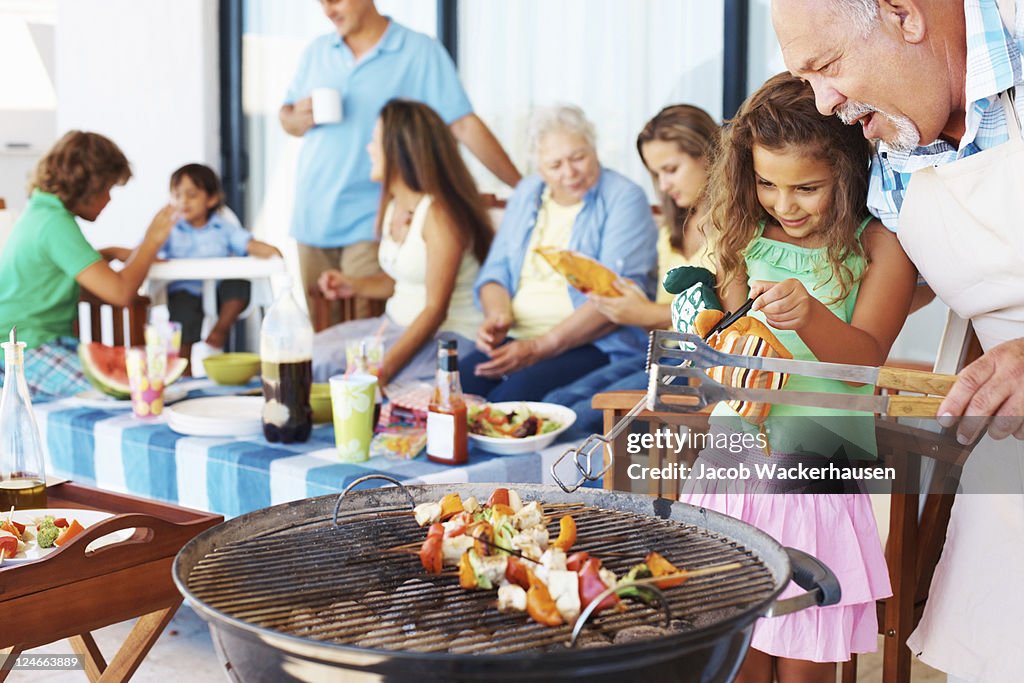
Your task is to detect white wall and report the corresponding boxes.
[0,8,57,213]
[55,0,220,248]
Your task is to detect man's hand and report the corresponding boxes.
[476,313,511,354]
[280,98,315,137]
[750,278,817,330]
[474,339,543,378]
[318,269,355,300]
[938,338,1024,444]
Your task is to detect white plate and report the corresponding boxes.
[2,508,135,565]
[73,384,188,408]
[468,402,576,455]
[165,396,264,437]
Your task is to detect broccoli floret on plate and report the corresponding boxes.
[36,523,61,548]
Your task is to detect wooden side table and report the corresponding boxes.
[0,483,222,682]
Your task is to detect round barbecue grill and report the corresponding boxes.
[174,482,840,682]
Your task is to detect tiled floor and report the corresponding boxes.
[14,604,947,682]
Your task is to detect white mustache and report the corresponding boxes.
[836,101,877,125]
[834,100,921,152]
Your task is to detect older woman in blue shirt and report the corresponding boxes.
[461,105,658,401]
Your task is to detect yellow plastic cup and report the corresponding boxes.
[329,373,377,463]
[126,348,165,418]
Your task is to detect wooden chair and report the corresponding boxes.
[593,354,972,683]
[76,288,151,347]
[309,288,387,333]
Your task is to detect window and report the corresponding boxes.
[458,1,725,197]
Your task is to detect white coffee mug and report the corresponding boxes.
[311,87,343,125]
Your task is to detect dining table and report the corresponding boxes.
[34,380,595,518]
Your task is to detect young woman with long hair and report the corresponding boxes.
[313,99,494,386]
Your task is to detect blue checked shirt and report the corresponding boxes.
[158,213,253,297]
[869,0,1024,231]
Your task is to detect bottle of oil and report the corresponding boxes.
[426,336,468,465]
[0,327,47,509]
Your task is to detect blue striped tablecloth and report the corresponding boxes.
[34,381,599,518]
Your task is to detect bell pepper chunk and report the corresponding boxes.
[458,551,478,589]
[490,503,515,519]
[54,519,85,547]
[487,488,510,507]
[505,555,531,589]
[419,523,444,574]
[645,551,687,589]
[526,572,564,626]
[438,494,464,522]
[578,558,619,613]
[471,521,494,557]
[0,520,23,540]
[550,515,577,551]
[566,551,590,572]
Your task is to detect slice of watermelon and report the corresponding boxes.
[79,343,189,399]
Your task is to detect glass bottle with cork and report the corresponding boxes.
[426,336,468,465]
[0,327,47,509]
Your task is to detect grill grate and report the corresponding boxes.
[187,503,776,653]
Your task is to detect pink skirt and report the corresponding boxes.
[679,437,892,662]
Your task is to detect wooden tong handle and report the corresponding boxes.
[877,367,958,397]
[887,395,946,417]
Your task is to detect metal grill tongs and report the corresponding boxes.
[551,329,958,492]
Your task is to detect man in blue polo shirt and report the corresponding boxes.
[280,0,520,322]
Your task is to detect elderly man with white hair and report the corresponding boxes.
[772,0,1024,680]
[460,104,658,402]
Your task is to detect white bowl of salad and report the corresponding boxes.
[467,401,576,455]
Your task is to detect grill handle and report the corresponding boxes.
[570,581,671,647]
[332,474,417,526]
[764,547,842,618]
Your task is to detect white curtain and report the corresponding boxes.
[458,0,725,198]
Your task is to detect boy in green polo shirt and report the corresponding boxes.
[0,131,177,400]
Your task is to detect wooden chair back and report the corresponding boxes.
[76,289,150,347]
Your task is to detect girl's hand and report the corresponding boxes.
[476,313,511,354]
[474,339,541,378]
[143,204,179,247]
[590,278,650,325]
[318,269,355,300]
[749,278,818,330]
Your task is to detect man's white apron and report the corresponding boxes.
[897,92,1024,682]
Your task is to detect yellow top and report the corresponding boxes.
[510,191,580,339]
[655,221,715,303]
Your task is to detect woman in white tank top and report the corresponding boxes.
[312,100,494,387]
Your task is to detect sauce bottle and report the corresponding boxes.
[0,327,47,509]
[426,336,468,465]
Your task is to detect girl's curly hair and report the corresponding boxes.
[707,72,872,302]
[30,131,131,212]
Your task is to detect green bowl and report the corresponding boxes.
[203,352,261,386]
[310,383,332,423]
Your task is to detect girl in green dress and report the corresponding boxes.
[682,73,917,682]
